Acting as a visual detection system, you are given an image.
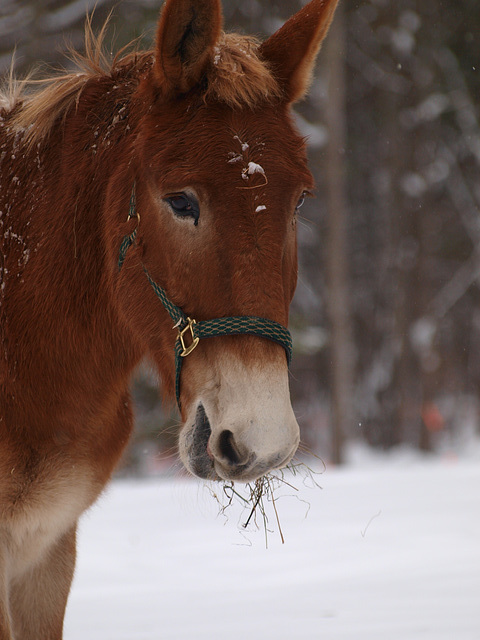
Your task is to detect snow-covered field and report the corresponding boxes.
[64,450,480,640]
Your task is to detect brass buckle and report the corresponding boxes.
[178,318,200,357]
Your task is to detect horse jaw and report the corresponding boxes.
[177,351,300,482]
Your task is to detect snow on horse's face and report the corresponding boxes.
[133,0,338,481]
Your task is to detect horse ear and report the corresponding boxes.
[153,0,223,96]
[259,0,339,104]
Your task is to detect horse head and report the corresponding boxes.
[116,0,338,482]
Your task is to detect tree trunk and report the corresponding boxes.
[325,4,354,464]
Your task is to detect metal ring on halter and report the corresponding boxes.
[178,318,200,357]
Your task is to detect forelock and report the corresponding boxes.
[204,33,282,108]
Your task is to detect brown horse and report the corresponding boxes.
[0,0,338,636]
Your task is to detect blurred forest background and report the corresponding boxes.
[2,0,480,470]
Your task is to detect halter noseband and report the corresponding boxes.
[118,185,293,408]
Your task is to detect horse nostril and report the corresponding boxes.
[217,430,243,466]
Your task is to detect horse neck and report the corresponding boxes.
[0,106,141,419]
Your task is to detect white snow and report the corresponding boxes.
[64,453,480,640]
[233,135,249,152]
[227,152,243,164]
[247,161,265,176]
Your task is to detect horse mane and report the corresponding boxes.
[0,16,281,147]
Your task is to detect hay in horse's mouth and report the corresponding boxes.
[210,457,325,546]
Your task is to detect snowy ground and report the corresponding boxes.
[64,450,480,640]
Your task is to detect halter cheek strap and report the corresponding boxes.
[118,185,293,408]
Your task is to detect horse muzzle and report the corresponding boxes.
[178,355,300,482]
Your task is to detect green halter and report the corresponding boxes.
[118,185,293,408]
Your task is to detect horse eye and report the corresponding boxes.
[165,193,199,226]
[295,192,307,213]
